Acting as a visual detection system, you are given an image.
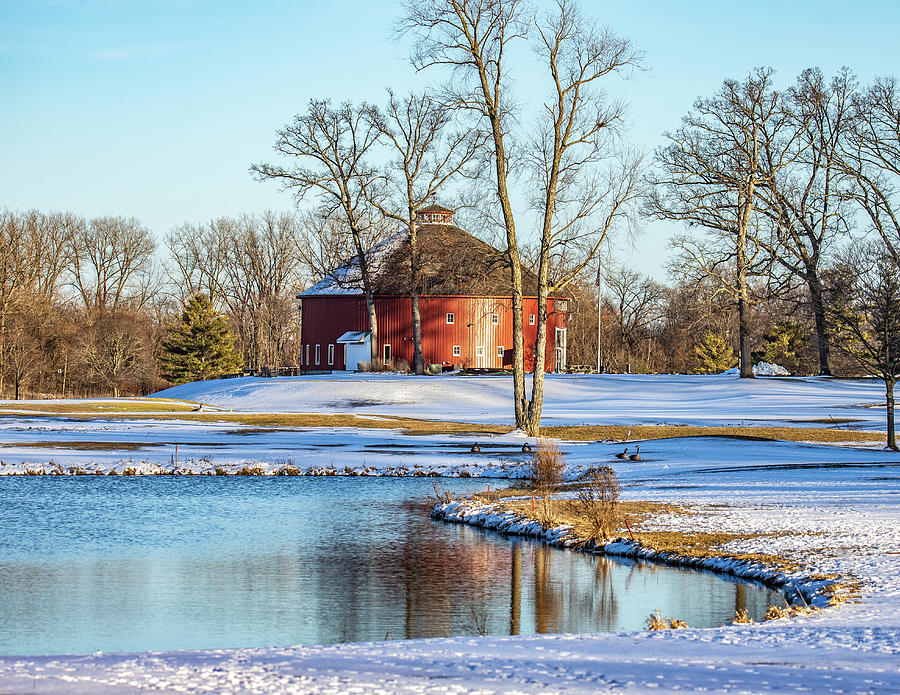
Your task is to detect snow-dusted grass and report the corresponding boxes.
[1,373,898,693]
[155,372,890,428]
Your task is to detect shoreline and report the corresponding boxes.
[432,498,845,612]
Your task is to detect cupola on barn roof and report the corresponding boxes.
[416,204,454,224]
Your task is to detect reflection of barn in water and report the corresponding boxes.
[298,205,569,372]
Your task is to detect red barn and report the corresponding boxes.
[298,206,568,372]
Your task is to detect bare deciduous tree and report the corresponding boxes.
[402,0,531,423]
[841,76,900,267]
[604,266,664,353]
[69,216,156,315]
[757,68,856,375]
[827,243,900,450]
[369,90,484,374]
[648,68,797,378]
[521,1,643,433]
[165,220,231,306]
[253,100,384,363]
[404,0,642,433]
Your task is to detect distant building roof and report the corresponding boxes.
[336,330,370,344]
[299,219,542,298]
[418,203,454,214]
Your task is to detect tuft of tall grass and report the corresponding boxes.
[646,609,689,630]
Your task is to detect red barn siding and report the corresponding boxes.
[300,294,567,372]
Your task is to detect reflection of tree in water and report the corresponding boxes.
[533,544,560,633]
[590,556,620,631]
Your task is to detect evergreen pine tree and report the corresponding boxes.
[692,332,737,374]
[159,294,242,384]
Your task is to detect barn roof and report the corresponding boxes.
[299,223,541,297]
[418,203,455,214]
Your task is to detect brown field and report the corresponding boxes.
[0,401,885,444]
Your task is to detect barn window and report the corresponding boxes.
[497,345,504,357]
[305,344,309,365]
[446,312,455,324]
[475,345,484,357]
[491,313,499,325]
[529,314,535,325]
[452,345,461,357]
[315,344,320,364]
[556,300,568,312]
[383,344,391,363]
[327,344,334,366]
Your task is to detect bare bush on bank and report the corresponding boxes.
[529,438,565,526]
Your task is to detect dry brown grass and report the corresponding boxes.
[0,399,202,414]
[0,440,161,451]
[542,423,885,444]
[646,609,689,630]
[733,608,753,623]
[489,495,807,574]
[0,401,884,444]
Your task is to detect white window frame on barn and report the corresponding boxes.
[452,345,461,357]
[497,345,504,356]
[305,344,309,365]
[328,344,334,366]
[529,314,535,325]
[475,345,484,357]
[315,344,320,365]
[446,312,455,324]
[491,313,499,325]
[383,344,391,363]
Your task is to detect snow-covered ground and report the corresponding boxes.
[154,372,890,428]
[1,374,899,693]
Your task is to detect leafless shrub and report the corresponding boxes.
[392,358,410,373]
[567,466,621,540]
[530,438,565,526]
[432,480,453,504]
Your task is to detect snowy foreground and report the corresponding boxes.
[1,375,899,693]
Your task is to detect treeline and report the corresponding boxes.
[0,210,304,399]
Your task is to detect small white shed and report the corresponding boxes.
[336,331,371,371]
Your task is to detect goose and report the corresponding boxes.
[522,442,532,453]
[629,445,641,461]
[471,443,481,453]
[614,447,629,460]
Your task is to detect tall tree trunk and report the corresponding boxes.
[411,293,424,374]
[474,64,526,427]
[350,225,379,366]
[525,291,549,436]
[887,377,897,451]
[408,208,425,375]
[365,289,378,365]
[808,275,832,376]
[737,187,754,379]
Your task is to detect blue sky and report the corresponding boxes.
[2,1,897,280]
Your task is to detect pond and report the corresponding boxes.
[0,476,781,655]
